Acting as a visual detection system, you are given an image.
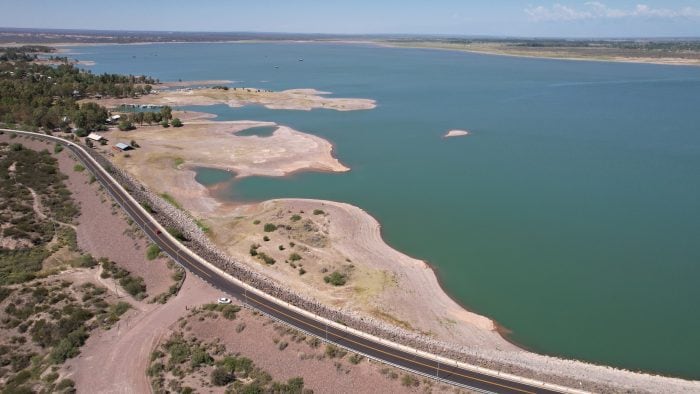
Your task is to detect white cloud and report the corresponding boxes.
[525,2,700,22]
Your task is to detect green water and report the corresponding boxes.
[74,43,700,379]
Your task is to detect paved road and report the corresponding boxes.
[7,130,570,394]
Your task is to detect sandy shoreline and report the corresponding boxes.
[34,39,700,67]
[88,86,376,112]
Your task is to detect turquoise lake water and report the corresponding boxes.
[72,43,700,379]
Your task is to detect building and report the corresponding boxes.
[86,133,105,142]
[114,142,132,151]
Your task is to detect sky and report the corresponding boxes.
[2,0,700,38]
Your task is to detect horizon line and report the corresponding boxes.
[1,26,700,41]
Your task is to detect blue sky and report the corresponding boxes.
[2,0,700,37]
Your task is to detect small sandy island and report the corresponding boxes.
[90,86,376,111]
[444,129,470,138]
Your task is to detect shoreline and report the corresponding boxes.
[18,39,700,68]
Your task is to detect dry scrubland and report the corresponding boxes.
[0,134,464,394]
[148,303,463,393]
[0,133,184,392]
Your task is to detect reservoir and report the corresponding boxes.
[74,42,700,379]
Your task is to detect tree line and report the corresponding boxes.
[0,46,159,132]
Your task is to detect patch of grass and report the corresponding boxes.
[73,163,85,172]
[290,214,302,222]
[194,219,210,233]
[173,157,184,167]
[313,209,325,215]
[53,143,63,154]
[146,244,160,260]
[253,220,260,225]
[159,192,182,209]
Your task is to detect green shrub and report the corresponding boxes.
[146,244,160,260]
[54,143,63,154]
[171,118,183,127]
[257,252,275,265]
[324,271,347,286]
[313,209,325,215]
[253,220,260,225]
[324,344,346,359]
[289,253,302,261]
[166,226,187,241]
[263,223,277,232]
[73,164,85,172]
[211,367,234,386]
[290,214,301,222]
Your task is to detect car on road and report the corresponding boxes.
[217,297,231,304]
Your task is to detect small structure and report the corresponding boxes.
[114,142,132,151]
[106,114,121,124]
[86,132,105,142]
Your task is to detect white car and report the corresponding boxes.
[217,297,232,305]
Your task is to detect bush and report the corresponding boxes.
[166,226,187,241]
[401,374,420,387]
[289,253,302,261]
[211,367,234,386]
[73,164,85,172]
[313,209,325,215]
[290,214,301,222]
[171,118,183,127]
[324,271,347,286]
[298,268,306,275]
[146,244,160,260]
[253,220,260,225]
[349,354,364,364]
[118,120,135,131]
[263,223,277,232]
[324,344,346,359]
[53,143,63,154]
[160,119,170,128]
[257,252,276,265]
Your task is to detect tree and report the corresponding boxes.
[118,119,135,131]
[143,112,155,125]
[171,118,183,127]
[134,112,145,125]
[160,106,173,120]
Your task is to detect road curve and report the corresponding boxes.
[4,129,578,394]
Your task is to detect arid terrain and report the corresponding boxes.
[0,133,450,393]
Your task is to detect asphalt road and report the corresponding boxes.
[8,130,568,394]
